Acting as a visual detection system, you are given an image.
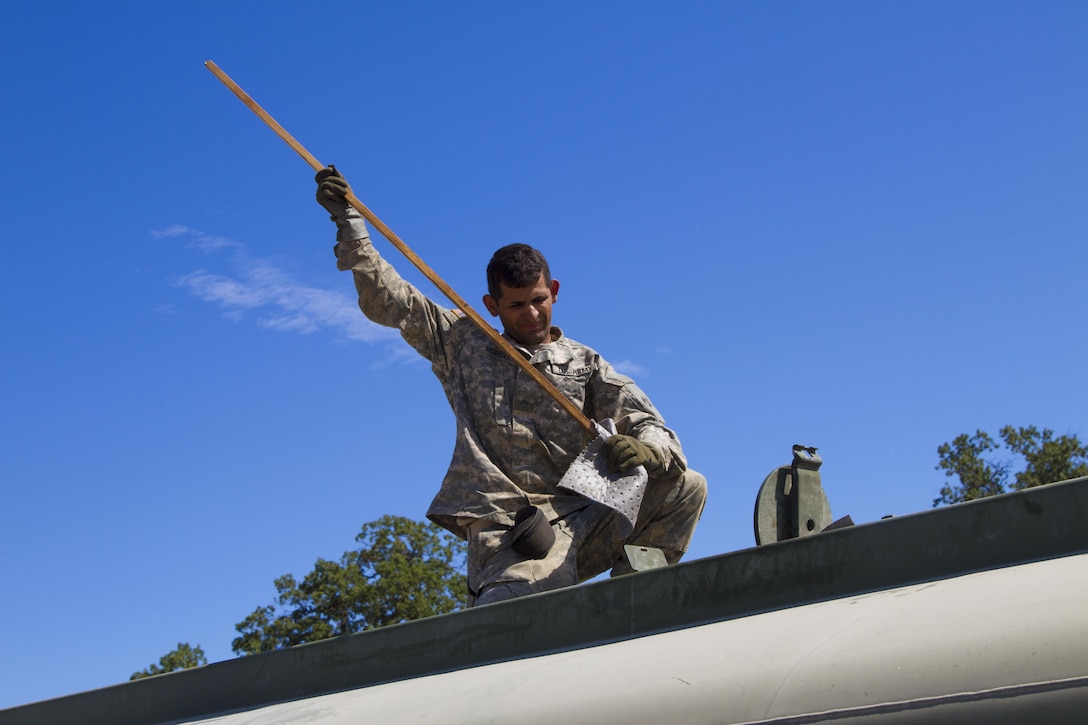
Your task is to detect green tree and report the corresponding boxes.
[934,426,1088,506]
[933,430,1009,506]
[1000,425,1088,490]
[232,515,467,655]
[130,642,207,680]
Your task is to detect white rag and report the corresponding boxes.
[557,419,648,538]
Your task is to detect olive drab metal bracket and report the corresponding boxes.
[623,544,668,572]
[754,445,852,545]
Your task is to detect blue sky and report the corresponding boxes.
[1,0,1085,709]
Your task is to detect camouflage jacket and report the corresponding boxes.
[337,237,687,537]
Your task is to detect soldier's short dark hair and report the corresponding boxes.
[486,244,552,300]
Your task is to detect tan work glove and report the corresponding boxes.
[602,434,668,477]
[315,165,369,243]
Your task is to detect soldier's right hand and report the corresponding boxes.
[315,165,369,244]
[315,165,354,219]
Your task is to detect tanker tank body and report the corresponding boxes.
[3,476,1086,724]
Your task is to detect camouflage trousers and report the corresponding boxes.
[466,469,707,607]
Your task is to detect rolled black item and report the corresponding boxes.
[510,506,555,559]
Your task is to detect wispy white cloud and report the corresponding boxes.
[612,360,650,378]
[150,224,191,239]
[152,225,241,252]
[162,226,399,346]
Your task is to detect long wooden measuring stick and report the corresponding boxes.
[205,61,594,435]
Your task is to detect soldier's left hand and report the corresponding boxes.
[602,435,667,477]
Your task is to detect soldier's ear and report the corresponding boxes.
[483,294,499,316]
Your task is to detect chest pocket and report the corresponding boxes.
[545,363,593,410]
[529,362,594,462]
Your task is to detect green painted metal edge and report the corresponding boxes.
[3,477,1086,725]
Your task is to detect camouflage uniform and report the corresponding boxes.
[336,232,706,605]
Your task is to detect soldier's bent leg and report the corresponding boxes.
[466,516,580,607]
[575,468,708,581]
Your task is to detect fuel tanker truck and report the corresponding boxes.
[3,450,1085,725]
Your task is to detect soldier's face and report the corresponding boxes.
[483,273,560,346]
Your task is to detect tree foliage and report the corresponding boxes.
[934,426,1088,506]
[130,642,207,680]
[934,430,1008,505]
[232,515,467,655]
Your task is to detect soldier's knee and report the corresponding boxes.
[678,469,708,510]
[472,581,533,607]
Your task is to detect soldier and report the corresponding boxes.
[316,167,706,606]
